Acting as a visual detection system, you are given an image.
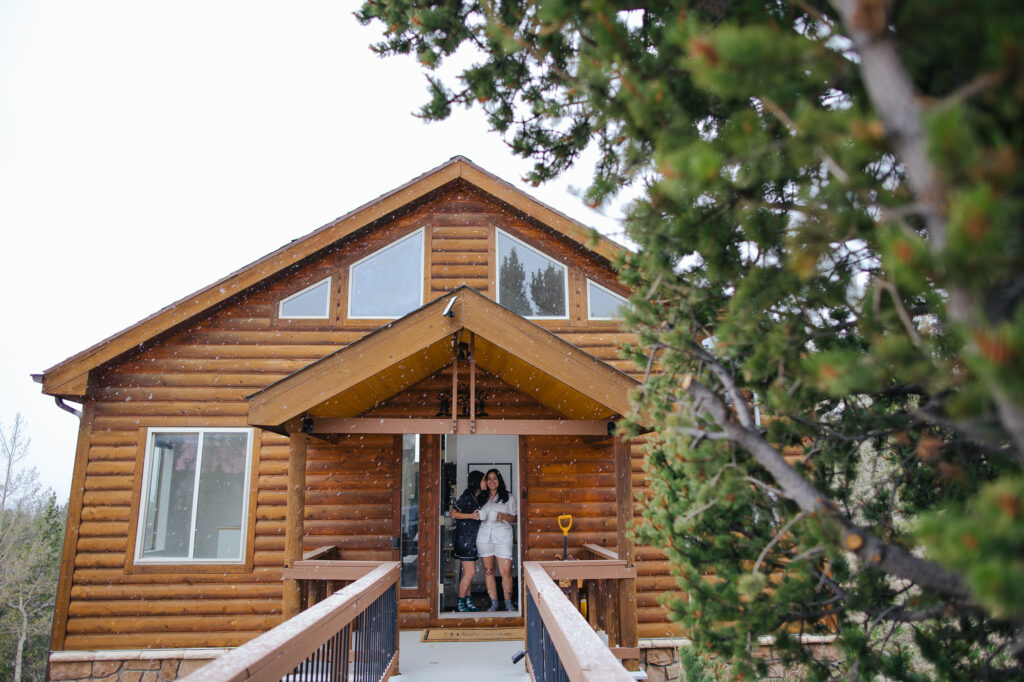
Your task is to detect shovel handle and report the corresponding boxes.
[557,514,572,534]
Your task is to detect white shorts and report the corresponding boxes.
[476,539,513,560]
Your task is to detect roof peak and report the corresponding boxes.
[40,158,625,398]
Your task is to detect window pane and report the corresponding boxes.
[588,281,628,319]
[193,432,249,559]
[141,432,198,559]
[400,435,419,589]
[350,231,423,317]
[497,232,566,317]
[280,279,330,318]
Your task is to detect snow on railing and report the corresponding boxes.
[181,562,399,682]
[524,562,634,682]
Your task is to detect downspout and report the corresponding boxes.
[54,397,82,419]
[30,374,83,419]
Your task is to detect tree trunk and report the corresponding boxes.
[14,595,27,682]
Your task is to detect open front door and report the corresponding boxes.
[436,435,520,619]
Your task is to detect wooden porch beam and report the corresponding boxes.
[283,432,308,620]
[307,418,614,436]
[614,436,639,670]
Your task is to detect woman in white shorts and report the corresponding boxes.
[476,468,517,611]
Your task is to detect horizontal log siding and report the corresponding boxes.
[523,436,617,561]
[58,184,675,650]
[429,210,491,297]
[523,436,674,637]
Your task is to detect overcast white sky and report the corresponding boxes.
[0,2,630,500]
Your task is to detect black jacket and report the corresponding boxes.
[453,490,483,559]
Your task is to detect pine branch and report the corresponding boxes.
[683,373,973,601]
[828,0,1024,459]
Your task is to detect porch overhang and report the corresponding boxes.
[246,286,640,433]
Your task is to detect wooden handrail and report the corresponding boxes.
[582,543,619,561]
[524,562,633,682]
[537,559,636,580]
[182,562,400,682]
[282,560,383,581]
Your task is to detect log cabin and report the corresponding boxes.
[37,157,682,680]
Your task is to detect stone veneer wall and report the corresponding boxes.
[49,649,229,681]
[639,636,839,682]
[640,638,688,682]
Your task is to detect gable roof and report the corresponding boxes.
[39,157,627,399]
[247,286,639,429]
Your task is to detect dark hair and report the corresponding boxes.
[485,468,509,504]
[464,470,485,500]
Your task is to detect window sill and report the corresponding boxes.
[126,561,251,575]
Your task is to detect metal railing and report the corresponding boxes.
[181,562,400,682]
[523,562,634,682]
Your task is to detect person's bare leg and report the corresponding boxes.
[498,557,514,607]
[457,560,478,611]
[482,555,499,610]
[458,560,475,598]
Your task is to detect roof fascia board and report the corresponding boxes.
[248,295,464,426]
[41,157,627,397]
[458,293,637,416]
[456,162,624,264]
[41,162,463,397]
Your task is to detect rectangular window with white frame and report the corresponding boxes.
[136,427,254,564]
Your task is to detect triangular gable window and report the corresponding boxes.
[587,280,629,320]
[348,228,425,319]
[496,229,568,318]
[279,277,331,319]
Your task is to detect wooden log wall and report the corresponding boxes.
[56,181,676,651]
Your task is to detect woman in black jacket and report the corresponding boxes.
[450,470,487,612]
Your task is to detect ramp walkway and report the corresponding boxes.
[391,630,530,682]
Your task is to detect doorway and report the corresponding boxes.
[437,435,520,617]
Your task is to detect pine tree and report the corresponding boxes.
[358,1,1024,677]
[499,247,533,316]
[529,263,565,316]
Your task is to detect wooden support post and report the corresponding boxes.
[606,579,622,648]
[615,436,639,669]
[469,332,476,433]
[451,334,459,432]
[283,432,308,620]
[586,580,599,629]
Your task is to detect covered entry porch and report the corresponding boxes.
[249,287,640,618]
[227,287,642,677]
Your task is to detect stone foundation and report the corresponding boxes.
[639,635,838,682]
[49,649,229,681]
[640,638,688,682]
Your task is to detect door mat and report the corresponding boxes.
[421,627,524,642]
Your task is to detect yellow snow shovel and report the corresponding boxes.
[558,514,572,560]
